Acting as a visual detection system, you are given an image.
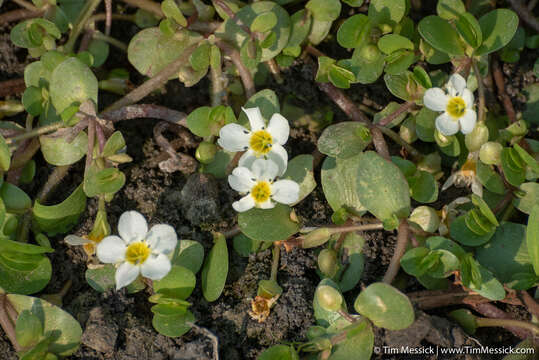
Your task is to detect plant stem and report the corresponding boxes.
[210,48,226,107]
[329,223,384,234]
[215,40,255,98]
[104,0,112,35]
[382,220,409,284]
[266,59,283,84]
[92,32,128,51]
[371,127,390,161]
[12,0,39,11]
[316,82,371,125]
[0,294,20,352]
[508,0,539,32]
[5,122,63,145]
[270,244,280,282]
[378,101,415,127]
[337,309,357,323]
[471,59,486,123]
[467,302,531,339]
[101,104,188,126]
[104,44,198,112]
[120,0,164,17]
[0,78,25,97]
[0,8,43,24]
[65,0,102,53]
[377,126,423,160]
[476,317,539,336]
[491,57,517,124]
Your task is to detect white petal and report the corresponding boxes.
[448,73,466,95]
[442,173,457,191]
[228,167,256,193]
[118,211,148,244]
[462,89,474,109]
[238,149,258,170]
[435,113,460,136]
[96,235,126,263]
[257,199,275,209]
[217,124,250,151]
[267,113,289,145]
[251,158,279,182]
[271,180,300,204]
[232,195,256,212]
[459,109,477,134]
[146,224,177,255]
[64,235,91,246]
[266,143,288,176]
[141,254,171,280]
[242,107,265,131]
[115,262,140,290]
[423,88,449,112]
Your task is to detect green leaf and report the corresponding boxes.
[338,232,365,292]
[378,34,414,55]
[258,345,299,360]
[1,182,32,214]
[514,143,539,175]
[456,12,482,49]
[87,39,109,67]
[328,64,355,89]
[186,106,212,137]
[33,184,86,236]
[238,204,299,242]
[50,57,98,113]
[313,279,351,331]
[353,282,414,330]
[101,131,126,158]
[418,15,465,55]
[501,147,526,187]
[384,50,415,75]
[215,1,291,62]
[152,310,194,337]
[476,222,534,282]
[475,9,519,56]
[476,160,505,194]
[448,309,477,334]
[350,45,385,84]
[0,238,52,254]
[233,233,271,257]
[437,0,466,20]
[201,234,228,302]
[415,107,437,142]
[466,263,505,300]
[0,134,10,172]
[22,86,43,116]
[400,247,431,277]
[281,155,316,205]
[237,89,280,127]
[330,321,374,360]
[128,27,202,77]
[373,102,408,128]
[308,18,332,45]
[384,72,413,101]
[16,310,44,348]
[189,42,211,72]
[154,265,196,300]
[337,14,370,49]
[356,151,411,222]
[471,194,498,227]
[450,215,495,246]
[368,0,406,27]
[10,19,60,49]
[514,182,539,215]
[161,0,187,27]
[305,0,341,22]
[317,122,371,158]
[526,206,539,276]
[426,236,466,259]
[85,264,115,292]
[409,170,438,203]
[321,155,366,215]
[251,12,278,33]
[283,10,312,57]
[8,294,81,355]
[40,129,88,166]
[83,166,126,198]
[172,239,204,274]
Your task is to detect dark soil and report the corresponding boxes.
[1,6,537,360]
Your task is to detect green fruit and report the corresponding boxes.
[195,142,218,164]
[479,142,502,165]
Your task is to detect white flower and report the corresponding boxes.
[442,153,483,197]
[228,158,299,212]
[423,73,477,136]
[218,107,290,176]
[96,211,177,290]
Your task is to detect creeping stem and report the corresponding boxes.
[471,60,486,124]
[382,219,409,284]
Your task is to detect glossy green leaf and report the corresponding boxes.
[0,134,10,172]
[40,129,88,166]
[154,265,196,300]
[16,310,43,348]
[83,166,125,198]
[305,0,341,22]
[161,0,187,26]
[476,9,518,56]
[8,295,82,356]
[378,34,414,55]
[22,86,43,116]
[330,321,374,360]
[476,160,505,194]
[350,45,385,84]
[233,233,271,257]
[418,16,465,55]
[152,310,194,337]
[466,263,505,300]
[384,72,413,101]
[1,182,32,214]
[338,232,365,292]
[318,122,371,158]
[283,10,312,57]
[85,264,115,292]
[308,18,332,45]
[373,102,408,128]
[313,279,351,331]
[409,170,438,203]
[448,309,477,334]
[437,0,465,20]
[527,206,539,276]
[353,282,414,330]
[450,215,495,246]
[10,19,60,49]
[172,239,204,274]
[258,345,299,360]
[50,58,98,113]
[415,107,437,142]
[337,14,370,49]
[368,0,406,26]
[0,255,51,294]
[33,184,86,236]
[201,234,228,302]
[456,12,482,48]
[501,147,526,187]
[189,42,211,72]
[356,151,411,221]
[514,182,539,215]
[321,155,366,214]
[238,204,299,242]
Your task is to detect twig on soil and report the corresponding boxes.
[371,127,391,161]
[12,0,39,11]
[92,32,128,51]
[270,244,280,282]
[0,8,43,24]
[102,104,187,126]
[408,288,522,310]
[5,122,63,145]
[190,324,219,360]
[382,220,409,284]
[266,59,284,84]
[316,82,371,125]
[0,78,26,97]
[0,294,20,352]
[491,57,517,124]
[520,290,539,320]
[104,44,198,112]
[153,122,198,174]
[120,0,164,17]
[508,0,539,33]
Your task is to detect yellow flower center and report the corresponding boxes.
[249,130,273,155]
[446,97,466,118]
[125,242,150,265]
[251,181,271,203]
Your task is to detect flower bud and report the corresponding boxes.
[479,142,503,165]
[317,249,339,278]
[465,122,489,152]
[195,142,218,164]
[399,117,417,144]
[301,228,331,248]
[315,285,343,312]
[409,206,440,233]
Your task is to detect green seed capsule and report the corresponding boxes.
[317,249,339,278]
[315,285,343,312]
[479,142,503,165]
[465,122,489,152]
[195,142,218,164]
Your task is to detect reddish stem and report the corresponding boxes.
[492,57,517,124]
